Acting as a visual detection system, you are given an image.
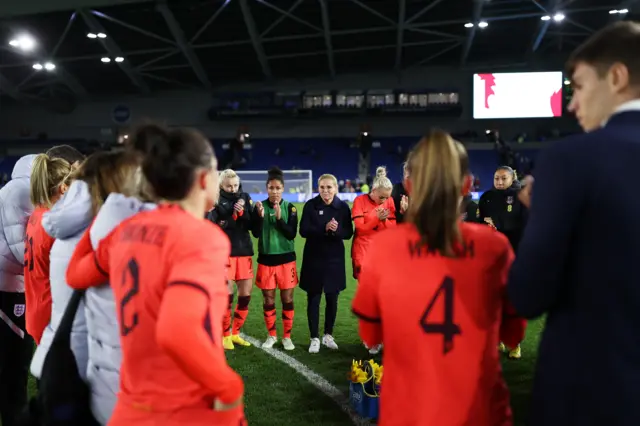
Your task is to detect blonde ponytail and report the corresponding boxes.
[30,154,73,208]
[406,130,469,257]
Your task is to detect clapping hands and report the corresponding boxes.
[326,217,338,232]
[400,195,409,213]
[233,198,245,213]
[376,207,390,221]
[255,201,264,218]
[518,175,534,209]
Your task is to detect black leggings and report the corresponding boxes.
[0,292,33,426]
[306,292,338,339]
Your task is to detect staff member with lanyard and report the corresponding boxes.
[478,165,527,359]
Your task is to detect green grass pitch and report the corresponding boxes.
[24,203,541,426]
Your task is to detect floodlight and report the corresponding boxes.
[478,21,488,28]
[553,13,565,22]
[32,63,43,70]
[44,62,55,71]
[101,57,111,63]
[464,23,474,28]
[115,57,124,63]
[9,35,36,51]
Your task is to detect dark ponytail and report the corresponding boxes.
[135,123,215,201]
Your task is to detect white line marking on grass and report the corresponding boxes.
[240,333,374,426]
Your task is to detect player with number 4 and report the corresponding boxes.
[352,131,525,426]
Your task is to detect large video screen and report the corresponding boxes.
[473,71,563,119]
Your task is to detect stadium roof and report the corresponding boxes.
[0,0,636,102]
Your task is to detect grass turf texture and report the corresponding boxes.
[24,203,541,426]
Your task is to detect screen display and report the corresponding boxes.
[472,71,563,119]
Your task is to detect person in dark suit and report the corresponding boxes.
[508,21,640,426]
[299,174,353,354]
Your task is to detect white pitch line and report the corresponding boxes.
[240,333,374,426]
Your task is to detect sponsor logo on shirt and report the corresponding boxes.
[506,196,513,204]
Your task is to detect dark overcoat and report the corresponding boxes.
[299,195,353,294]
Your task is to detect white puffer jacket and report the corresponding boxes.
[0,155,37,293]
[85,194,155,425]
[30,180,93,379]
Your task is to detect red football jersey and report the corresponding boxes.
[352,222,525,426]
[66,204,244,425]
[24,207,54,344]
[351,194,396,274]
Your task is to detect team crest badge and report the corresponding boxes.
[13,304,25,317]
[506,196,513,204]
[475,208,480,218]
[291,206,297,214]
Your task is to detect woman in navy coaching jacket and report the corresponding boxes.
[299,173,353,355]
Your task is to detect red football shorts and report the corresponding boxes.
[256,261,298,290]
[227,256,253,281]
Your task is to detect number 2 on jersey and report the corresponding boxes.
[120,258,140,337]
[420,276,461,355]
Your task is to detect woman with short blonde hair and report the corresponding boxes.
[300,173,353,353]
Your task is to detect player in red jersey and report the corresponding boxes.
[352,131,525,426]
[24,154,73,344]
[351,166,396,354]
[66,124,245,426]
[351,166,397,279]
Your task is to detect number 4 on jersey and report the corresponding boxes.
[420,276,461,355]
